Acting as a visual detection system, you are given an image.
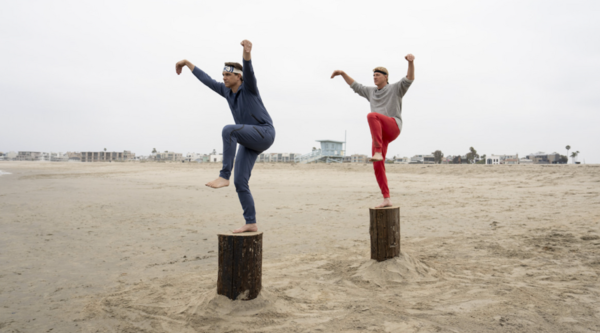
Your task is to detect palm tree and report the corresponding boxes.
[570,150,580,163]
[566,145,571,163]
[152,148,157,154]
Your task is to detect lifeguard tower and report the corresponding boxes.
[295,139,346,164]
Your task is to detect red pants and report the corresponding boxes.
[367,113,400,198]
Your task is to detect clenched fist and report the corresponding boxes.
[405,54,415,62]
[241,40,253,53]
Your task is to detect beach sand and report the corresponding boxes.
[1,162,599,332]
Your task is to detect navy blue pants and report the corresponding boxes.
[220,124,275,224]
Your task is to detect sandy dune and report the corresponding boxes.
[1,162,599,332]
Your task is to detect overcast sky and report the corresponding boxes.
[1,0,599,162]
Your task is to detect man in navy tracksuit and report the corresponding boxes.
[176,40,275,233]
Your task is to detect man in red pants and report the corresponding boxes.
[331,54,415,208]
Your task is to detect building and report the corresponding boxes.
[526,152,561,164]
[209,154,223,163]
[66,152,82,162]
[81,151,135,162]
[2,152,17,161]
[342,154,368,163]
[409,154,435,164]
[185,152,209,163]
[257,152,300,163]
[486,154,519,165]
[16,151,42,161]
[393,156,410,164]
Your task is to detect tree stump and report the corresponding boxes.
[217,231,262,300]
[369,206,400,262]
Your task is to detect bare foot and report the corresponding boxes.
[369,152,384,162]
[205,177,229,188]
[232,224,258,233]
[375,198,392,208]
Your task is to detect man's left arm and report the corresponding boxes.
[241,39,258,94]
[398,54,415,97]
[405,54,415,80]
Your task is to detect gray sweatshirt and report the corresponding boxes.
[351,77,413,131]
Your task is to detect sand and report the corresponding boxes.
[0,161,599,332]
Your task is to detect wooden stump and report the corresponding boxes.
[369,206,400,262]
[217,231,262,300]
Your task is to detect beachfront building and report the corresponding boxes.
[185,152,209,163]
[16,151,42,161]
[486,154,519,165]
[295,140,346,164]
[393,156,410,164]
[209,154,223,163]
[66,152,82,162]
[152,151,181,162]
[343,154,369,163]
[526,152,561,164]
[81,151,135,162]
[2,151,17,161]
[519,158,533,164]
[409,154,435,164]
[257,152,300,163]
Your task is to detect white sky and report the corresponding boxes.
[1,0,599,162]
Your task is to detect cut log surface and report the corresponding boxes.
[369,206,400,262]
[217,231,263,301]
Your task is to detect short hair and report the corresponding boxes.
[224,62,243,81]
[373,66,389,83]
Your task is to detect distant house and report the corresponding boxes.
[16,151,41,161]
[526,152,561,164]
[409,155,424,164]
[81,151,135,162]
[486,154,519,165]
[349,154,368,163]
[209,154,223,163]
[409,154,435,164]
[257,152,300,163]
[3,151,17,161]
[394,156,410,164]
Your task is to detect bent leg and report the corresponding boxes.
[367,113,384,153]
[233,146,259,224]
[372,115,400,199]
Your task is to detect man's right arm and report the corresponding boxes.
[176,59,226,97]
[332,70,372,100]
[330,70,355,86]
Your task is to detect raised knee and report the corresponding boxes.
[367,113,377,120]
[222,124,237,137]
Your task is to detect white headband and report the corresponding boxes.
[223,66,243,75]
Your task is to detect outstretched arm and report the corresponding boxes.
[176,59,226,97]
[176,59,194,74]
[405,54,415,80]
[330,70,355,86]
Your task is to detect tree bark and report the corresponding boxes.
[369,207,400,262]
[217,231,262,300]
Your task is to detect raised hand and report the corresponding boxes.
[331,70,344,79]
[405,54,415,62]
[241,40,252,54]
[176,60,187,75]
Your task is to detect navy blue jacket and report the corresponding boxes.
[192,59,274,128]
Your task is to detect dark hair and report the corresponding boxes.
[224,62,243,82]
